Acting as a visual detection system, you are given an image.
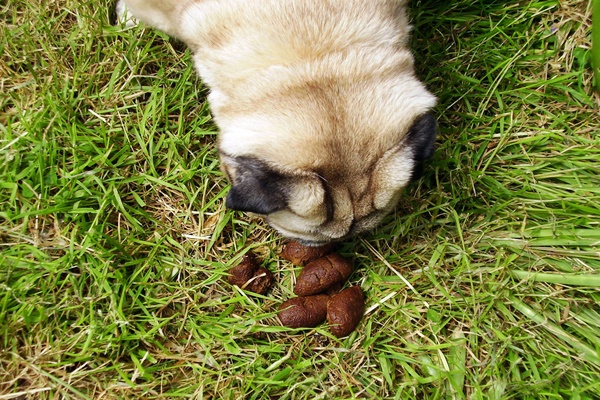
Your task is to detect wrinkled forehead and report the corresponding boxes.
[217,114,409,178]
[216,73,436,172]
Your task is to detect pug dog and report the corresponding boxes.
[117,0,438,245]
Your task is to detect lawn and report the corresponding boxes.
[1,0,599,398]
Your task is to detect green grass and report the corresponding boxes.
[594,0,600,90]
[1,0,599,398]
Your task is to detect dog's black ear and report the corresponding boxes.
[224,157,288,215]
[406,113,438,181]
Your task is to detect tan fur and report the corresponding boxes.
[120,0,437,243]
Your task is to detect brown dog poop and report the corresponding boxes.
[294,254,353,296]
[278,287,365,337]
[277,241,365,337]
[277,294,330,328]
[229,243,365,336]
[327,286,365,337]
[227,253,274,295]
[281,240,334,266]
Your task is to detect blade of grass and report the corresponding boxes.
[510,270,600,287]
[509,296,600,367]
[593,0,600,91]
[446,328,466,400]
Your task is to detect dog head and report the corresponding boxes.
[217,75,437,244]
